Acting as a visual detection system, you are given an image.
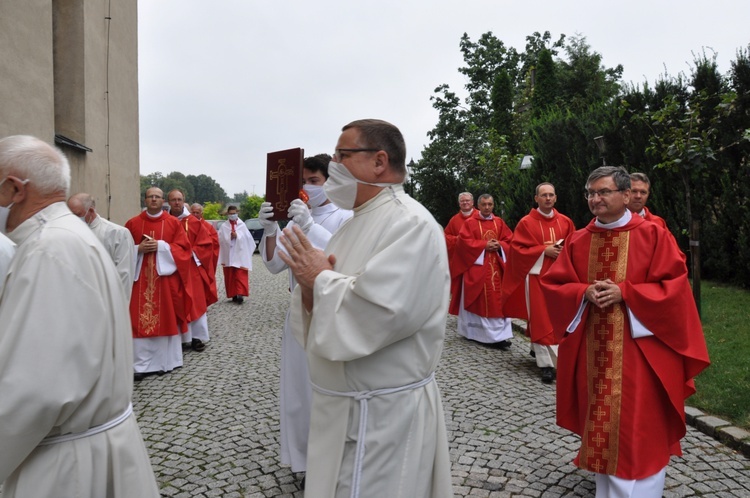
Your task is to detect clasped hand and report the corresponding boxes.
[585,279,623,309]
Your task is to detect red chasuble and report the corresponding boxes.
[179,215,215,313]
[125,211,193,338]
[540,215,709,479]
[202,219,220,306]
[500,209,575,345]
[642,206,668,229]
[449,213,513,317]
[444,209,474,262]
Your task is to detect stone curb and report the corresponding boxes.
[510,318,750,460]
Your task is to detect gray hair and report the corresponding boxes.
[629,172,651,186]
[478,193,493,203]
[586,166,630,191]
[0,135,71,196]
[458,192,473,201]
[68,192,96,211]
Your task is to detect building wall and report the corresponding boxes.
[0,0,140,224]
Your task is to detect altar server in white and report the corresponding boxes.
[259,153,351,482]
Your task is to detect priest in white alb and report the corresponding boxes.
[0,135,159,497]
[279,119,454,498]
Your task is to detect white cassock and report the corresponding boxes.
[88,215,136,301]
[261,202,352,473]
[289,185,454,498]
[0,232,15,294]
[0,202,159,497]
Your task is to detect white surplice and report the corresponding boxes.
[88,215,136,301]
[261,202,352,472]
[0,202,159,497]
[0,232,15,294]
[289,185,454,498]
[218,219,256,269]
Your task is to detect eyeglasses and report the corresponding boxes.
[584,189,622,200]
[333,148,380,161]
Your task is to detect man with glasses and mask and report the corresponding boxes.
[0,135,160,497]
[277,120,452,497]
[258,153,351,487]
[126,187,193,380]
[541,166,709,498]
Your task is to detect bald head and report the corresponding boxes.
[67,193,97,224]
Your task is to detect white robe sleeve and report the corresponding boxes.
[292,215,449,362]
[155,240,177,275]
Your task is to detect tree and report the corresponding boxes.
[202,201,223,220]
[239,194,264,220]
[187,174,227,204]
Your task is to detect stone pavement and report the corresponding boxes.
[131,255,750,497]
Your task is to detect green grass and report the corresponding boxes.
[688,280,750,430]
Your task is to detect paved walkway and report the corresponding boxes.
[132,255,750,497]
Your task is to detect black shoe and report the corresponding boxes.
[192,338,206,352]
[231,295,238,303]
[235,295,244,304]
[134,372,147,382]
[497,339,512,351]
[300,474,306,490]
[529,347,536,358]
[541,367,555,384]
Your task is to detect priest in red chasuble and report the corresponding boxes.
[126,187,193,379]
[450,193,514,348]
[541,166,709,497]
[168,190,213,352]
[191,202,220,307]
[500,183,575,383]
[444,191,475,262]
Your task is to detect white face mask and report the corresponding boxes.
[227,213,239,221]
[323,161,395,210]
[303,184,327,208]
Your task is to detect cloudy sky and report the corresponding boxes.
[138,0,749,198]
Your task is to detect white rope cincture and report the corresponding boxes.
[311,372,435,498]
[38,403,133,446]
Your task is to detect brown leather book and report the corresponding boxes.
[265,148,304,221]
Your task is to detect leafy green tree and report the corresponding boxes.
[231,191,250,204]
[202,201,222,220]
[187,174,227,204]
[531,49,558,117]
[239,194,264,220]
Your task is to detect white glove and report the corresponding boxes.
[288,198,313,234]
[258,202,278,236]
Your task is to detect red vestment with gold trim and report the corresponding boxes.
[449,213,513,317]
[541,215,709,479]
[125,211,193,338]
